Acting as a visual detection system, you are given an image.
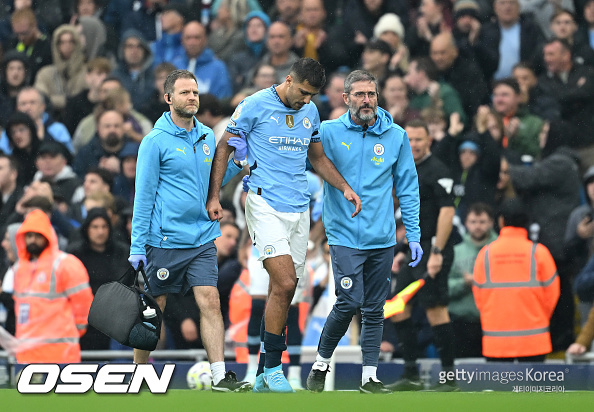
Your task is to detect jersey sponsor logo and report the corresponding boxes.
[157,268,169,280]
[374,144,384,155]
[370,156,384,165]
[204,157,212,163]
[202,144,210,156]
[270,115,280,125]
[342,142,352,150]
[264,245,276,256]
[303,117,311,129]
[17,364,175,394]
[176,147,186,155]
[269,136,311,151]
[286,115,294,128]
[340,277,353,290]
[438,178,454,194]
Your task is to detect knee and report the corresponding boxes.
[196,288,221,313]
[361,307,384,325]
[271,276,297,298]
[335,298,359,317]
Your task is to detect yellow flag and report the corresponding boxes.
[383,278,426,318]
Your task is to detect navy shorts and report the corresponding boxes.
[145,242,218,296]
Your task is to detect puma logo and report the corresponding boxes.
[270,115,280,125]
[342,142,352,150]
[176,147,186,155]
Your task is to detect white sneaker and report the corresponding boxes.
[288,375,304,390]
[243,367,257,385]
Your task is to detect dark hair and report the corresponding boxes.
[0,154,18,172]
[22,196,53,213]
[220,221,240,233]
[197,93,223,117]
[5,111,37,144]
[344,70,378,94]
[412,57,438,81]
[550,8,575,23]
[405,118,430,135]
[154,62,177,76]
[289,58,326,89]
[467,202,494,220]
[86,167,114,189]
[163,69,197,96]
[499,198,529,229]
[545,37,573,54]
[493,77,521,95]
[101,76,123,87]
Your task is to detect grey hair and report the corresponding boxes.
[344,70,378,95]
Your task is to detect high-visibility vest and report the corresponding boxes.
[14,210,93,364]
[229,269,251,363]
[473,227,560,358]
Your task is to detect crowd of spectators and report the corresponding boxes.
[0,0,593,358]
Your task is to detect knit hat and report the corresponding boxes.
[373,13,405,39]
[453,0,480,20]
[459,140,480,154]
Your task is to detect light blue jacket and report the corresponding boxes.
[130,112,240,254]
[320,107,420,249]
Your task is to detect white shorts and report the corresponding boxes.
[248,246,309,304]
[245,191,309,302]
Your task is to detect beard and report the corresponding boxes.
[26,243,47,257]
[350,101,377,123]
[104,132,122,148]
[173,102,199,119]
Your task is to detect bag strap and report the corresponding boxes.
[136,261,151,292]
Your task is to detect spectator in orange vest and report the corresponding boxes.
[13,209,93,363]
[473,198,559,361]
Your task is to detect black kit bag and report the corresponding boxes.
[88,262,163,351]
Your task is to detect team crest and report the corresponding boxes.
[264,245,276,256]
[303,117,311,129]
[203,144,210,155]
[157,268,169,280]
[374,144,385,156]
[341,277,353,290]
[286,115,294,128]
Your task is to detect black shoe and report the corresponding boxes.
[306,361,330,392]
[359,379,392,394]
[386,377,423,391]
[212,371,252,392]
[426,381,460,392]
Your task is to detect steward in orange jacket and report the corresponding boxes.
[14,209,93,363]
[473,199,559,360]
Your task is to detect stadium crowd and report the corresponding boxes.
[0,0,594,377]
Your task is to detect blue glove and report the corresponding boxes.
[408,242,423,267]
[129,254,147,270]
[242,175,250,193]
[228,131,247,161]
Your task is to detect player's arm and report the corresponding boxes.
[207,130,237,221]
[307,141,362,217]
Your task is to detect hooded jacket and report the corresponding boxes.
[5,111,41,186]
[319,107,420,249]
[130,112,241,254]
[34,25,88,111]
[113,30,155,109]
[13,210,93,363]
[172,48,232,99]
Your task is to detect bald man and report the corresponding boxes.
[430,32,488,120]
[172,21,232,99]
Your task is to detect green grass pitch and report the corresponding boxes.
[3,390,594,412]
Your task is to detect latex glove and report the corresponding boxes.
[242,175,250,193]
[228,131,247,161]
[408,242,423,267]
[129,254,147,270]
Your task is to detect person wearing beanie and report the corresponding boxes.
[0,51,31,126]
[227,11,271,93]
[373,13,410,73]
[452,0,499,82]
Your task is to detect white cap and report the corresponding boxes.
[143,307,157,319]
[373,13,405,40]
